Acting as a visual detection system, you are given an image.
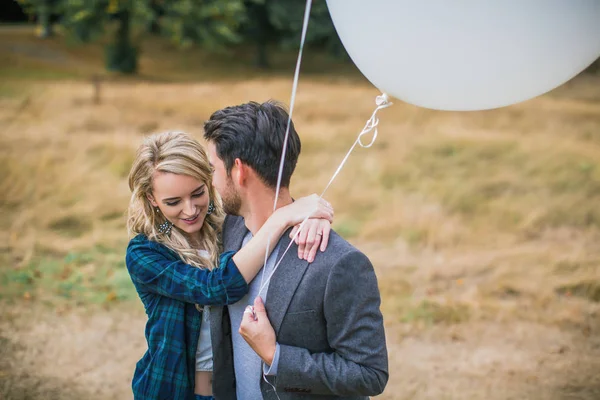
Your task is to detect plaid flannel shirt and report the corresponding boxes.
[126,234,249,400]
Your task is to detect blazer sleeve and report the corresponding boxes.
[275,251,389,396]
[126,238,249,305]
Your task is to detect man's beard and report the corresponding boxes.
[221,179,242,216]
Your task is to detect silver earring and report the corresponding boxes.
[206,202,215,215]
[158,220,173,235]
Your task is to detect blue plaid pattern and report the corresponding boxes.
[126,234,249,400]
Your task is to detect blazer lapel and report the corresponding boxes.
[224,216,249,252]
[265,230,309,335]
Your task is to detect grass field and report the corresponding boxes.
[1,26,599,399]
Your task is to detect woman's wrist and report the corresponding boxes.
[272,207,293,229]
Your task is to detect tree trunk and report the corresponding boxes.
[105,8,138,74]
[255,40,270,69]
[249,1,271,69]
[37,0,53,38]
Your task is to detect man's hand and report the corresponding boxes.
[239,296,277,366]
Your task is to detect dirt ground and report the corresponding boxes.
[2,280,599,400]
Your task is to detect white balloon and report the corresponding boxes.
[326,1,600,111]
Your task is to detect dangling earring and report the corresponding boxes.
[206,201,215,215]
[158,220,173,235]
[155,207,173,235]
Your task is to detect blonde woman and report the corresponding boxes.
[126,131,333,400]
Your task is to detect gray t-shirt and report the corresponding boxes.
[195,249,213,371]
[228,232,280,400]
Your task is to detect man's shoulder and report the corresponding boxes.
[318,229,370,265]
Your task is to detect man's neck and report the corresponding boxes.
[242,187,293,235]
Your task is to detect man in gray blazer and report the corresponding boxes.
[204,100,388,399]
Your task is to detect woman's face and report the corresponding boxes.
[148,172,210,236]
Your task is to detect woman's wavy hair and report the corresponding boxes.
[127,131,224,269]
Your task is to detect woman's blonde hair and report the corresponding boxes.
[127,131,224,269]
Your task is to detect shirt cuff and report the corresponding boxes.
[263,343,280,376]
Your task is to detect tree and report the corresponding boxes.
[160,0,245,51]
[240,0,347,69]
[56,0,152,73]
[17,0,59,38]
[242,0,275,68]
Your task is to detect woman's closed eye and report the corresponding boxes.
[164,191,204,206]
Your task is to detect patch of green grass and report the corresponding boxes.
[401,300,471,325]
[0,247,136,305]
[0,28,362,84]
[0,65,82,81]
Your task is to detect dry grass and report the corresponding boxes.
[1,27,600,399]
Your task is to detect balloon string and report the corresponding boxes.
[259,0,313,294]
[260,0,313,397]
[258,93,393,298]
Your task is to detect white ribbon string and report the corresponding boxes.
[258,2,312,395]
[259,0,313,294]
[258,93,393,297]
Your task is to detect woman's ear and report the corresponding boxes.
[147,194,158,208]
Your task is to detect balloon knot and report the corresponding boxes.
[376,93,391,107]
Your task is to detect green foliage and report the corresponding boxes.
[241,0,347,67]
[16,0,350,72]
[161,0,245,51]
[17,0,60,37]
[265,0,345,54]
[0,247,136,305]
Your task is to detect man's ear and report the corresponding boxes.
[146,194,158,208]
[232,158,246,186]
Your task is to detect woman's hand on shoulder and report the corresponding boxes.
[289,218,331,263]
[274,193,334,262]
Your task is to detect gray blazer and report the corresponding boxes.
[210,215,388,399]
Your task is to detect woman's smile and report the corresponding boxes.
[181,212,201,225]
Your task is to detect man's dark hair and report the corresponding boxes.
[203,100,301,188]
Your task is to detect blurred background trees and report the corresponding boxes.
[10,0,346,74]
